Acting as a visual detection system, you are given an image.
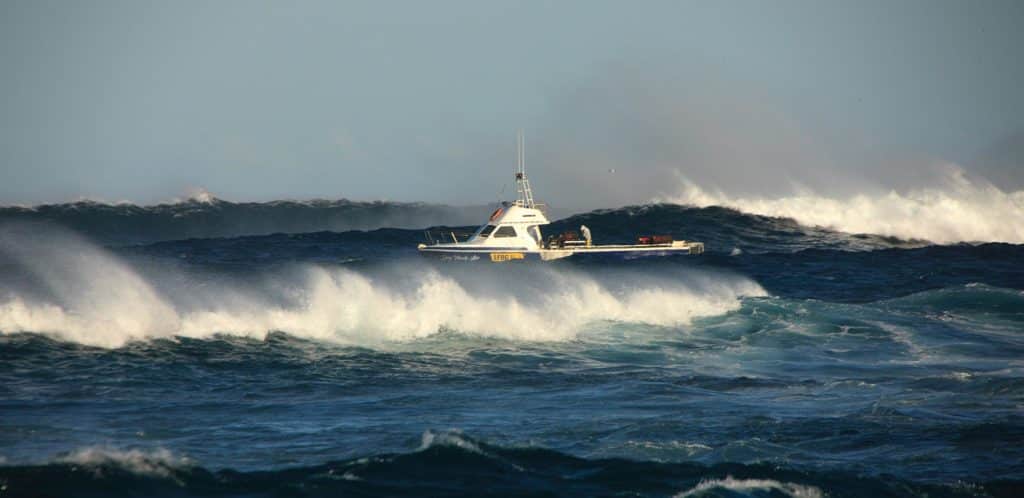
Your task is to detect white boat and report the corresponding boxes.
[417,134,704,262]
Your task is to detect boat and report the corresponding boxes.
[417,134,704,262]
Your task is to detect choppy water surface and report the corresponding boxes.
[1,203,1022,497]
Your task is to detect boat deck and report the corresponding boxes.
[552,241,704,254]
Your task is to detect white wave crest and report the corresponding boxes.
[0,227,763,348]
[172,186,219,204]
[419,429,485,454]
[674,476,824,498]
[661,167,1024,244]
[57,447,191,478]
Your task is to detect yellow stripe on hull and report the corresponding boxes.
[489,252,525,262]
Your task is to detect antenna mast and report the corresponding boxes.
[515,131,536,208]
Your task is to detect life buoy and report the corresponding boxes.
[489,207,503,221]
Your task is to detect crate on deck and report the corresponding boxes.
[637,235,673,245]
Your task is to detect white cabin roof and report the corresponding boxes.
[489,203,550,225]
[448,203,549,248]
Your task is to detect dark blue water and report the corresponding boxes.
[1,203,1022,497]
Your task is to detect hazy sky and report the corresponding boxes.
[1,0,1022,207]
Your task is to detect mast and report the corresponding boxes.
[515,131,536,208]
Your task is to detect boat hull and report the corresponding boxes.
[416,242,702,262]
[418,249,544,262]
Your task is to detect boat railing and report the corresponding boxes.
[423,229,476,245]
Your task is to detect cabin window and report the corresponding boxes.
[528,225,542,243]
[493,225,518,238]
[477,225,497,238]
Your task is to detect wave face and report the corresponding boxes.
[0,197,493,244]
[2,205,1023,496]
[660,169,1024,244]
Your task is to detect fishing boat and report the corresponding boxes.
[417,134,704,262]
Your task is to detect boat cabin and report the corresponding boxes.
[466,202,549,249]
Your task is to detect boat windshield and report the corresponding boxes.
[493,226,517,237]
[476,224,497,238]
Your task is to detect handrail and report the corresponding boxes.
[423,229,475,245]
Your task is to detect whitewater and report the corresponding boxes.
[1,197,1022,497]
[661,167,1024,244]
[0,225,762,348]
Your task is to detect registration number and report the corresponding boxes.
[490,252,525,262]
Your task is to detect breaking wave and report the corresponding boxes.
[0,226,762,348]
[55,447,192,479]
[673,476,824,498]
[661,168,1024,244]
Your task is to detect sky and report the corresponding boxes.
[1,0,1022,208]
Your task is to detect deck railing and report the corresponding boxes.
[423,230,475,245]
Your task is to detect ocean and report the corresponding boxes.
[0,200,1022,497]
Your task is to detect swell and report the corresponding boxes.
[0,198,494,244]
[0,434,1015,498]
[707,244,1024,302]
